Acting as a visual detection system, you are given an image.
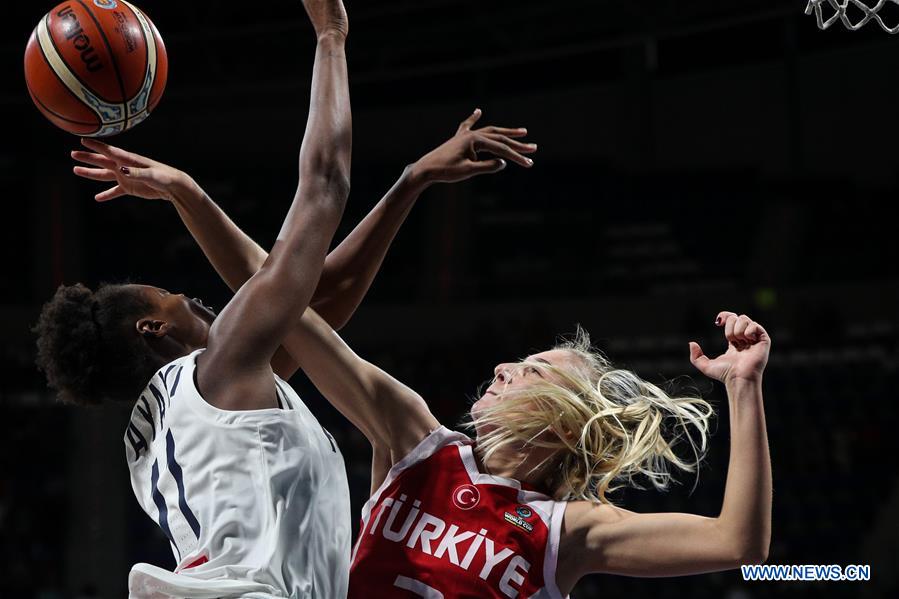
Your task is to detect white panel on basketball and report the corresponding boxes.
[36,14,126,136]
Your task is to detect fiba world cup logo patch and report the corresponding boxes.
[452,484,480,510]
[94,0,118,9]
[505,506,535,533]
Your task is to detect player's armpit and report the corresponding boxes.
[558,502,764,585]
[370,443,392,495]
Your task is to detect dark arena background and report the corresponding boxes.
[3,1,898,597]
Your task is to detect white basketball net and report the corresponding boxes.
[805,0,899,33]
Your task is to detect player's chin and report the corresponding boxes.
[470,397,489,420]
[190,300,218,325]
[470,398,498,435]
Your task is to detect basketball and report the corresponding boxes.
[24,0,167,137]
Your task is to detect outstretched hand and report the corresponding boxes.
[410,109,537,186]
[71,138,193,203]
[689,311,771,385]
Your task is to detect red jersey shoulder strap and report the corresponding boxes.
[540,500,568,599]
[360,427,470,525]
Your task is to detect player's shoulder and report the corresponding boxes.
[393,425,470,469]
[369,426,469,493]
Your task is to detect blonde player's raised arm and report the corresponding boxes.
[554,312,771,592]
[283,307,439,467]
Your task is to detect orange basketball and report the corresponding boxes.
[24,0,168,137]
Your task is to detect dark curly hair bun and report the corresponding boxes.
[34,283,156,406]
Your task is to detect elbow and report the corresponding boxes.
[325,170,351,205]
[300,162,352,207]
[739,545,769,565]
[716,520,770,566]
[731,537,769,566]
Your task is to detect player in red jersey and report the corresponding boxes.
[297,309,771,598]
[84,106,770,596]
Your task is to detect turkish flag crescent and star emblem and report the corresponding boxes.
[452,484,480,510]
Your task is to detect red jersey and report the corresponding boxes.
[349,427,568,599]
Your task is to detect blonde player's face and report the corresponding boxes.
[470,349,576,437]
[133,285,216,348]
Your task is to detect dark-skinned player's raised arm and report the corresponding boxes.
[192,0,351,411]
[278,111,540,457]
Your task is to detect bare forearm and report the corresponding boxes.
[202,33,351,374]
[717,378,772,562]
[170,179,267,293]
[295,33,351,198]
[312,167,426,328]
[264,33,351,296]
[281,307,438,454]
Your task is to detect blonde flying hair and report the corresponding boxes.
[470,327,713,503]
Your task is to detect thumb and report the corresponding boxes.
[688,341,710,373]
[457,108,482,133]
[466,158,506,177]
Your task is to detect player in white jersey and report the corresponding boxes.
[124,346,348,598]
[35,1,355,596]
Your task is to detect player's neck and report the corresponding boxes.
[477,443,555,495]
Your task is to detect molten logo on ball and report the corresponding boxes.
[57,6,103,73]
[452,484,480,510]
[93,0,118,9]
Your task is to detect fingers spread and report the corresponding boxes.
[482,133,537,154]
[80,138,145,166]
[473,136,533,168]
[95,185,126,202]
[479,125,529,138]
[457,108,483,133]
[71,150,116,170]
[73,166,117,182]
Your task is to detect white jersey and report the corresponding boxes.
[124,349,351,599]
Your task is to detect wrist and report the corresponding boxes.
[725,374,763,395]
[402,162,434,193]
[168,173,204,206]
[316,29,347,46]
